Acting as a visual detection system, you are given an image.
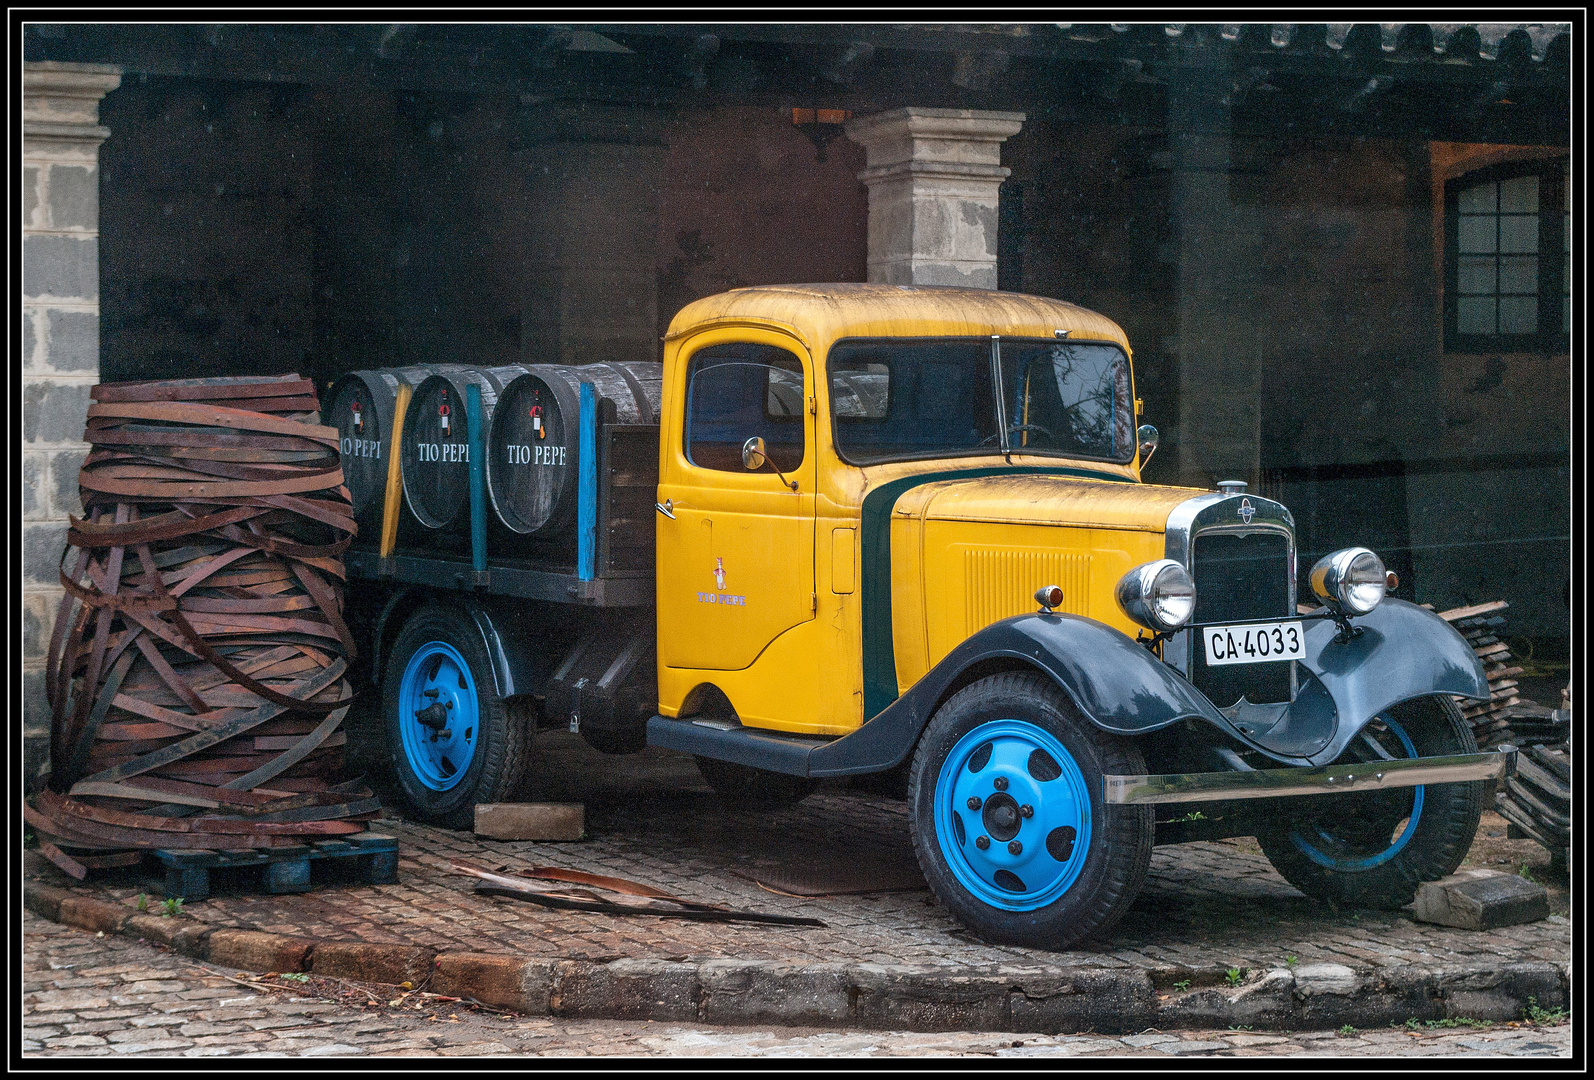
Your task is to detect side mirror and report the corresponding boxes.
[741,436,768,471]
[1136,424,1159,468]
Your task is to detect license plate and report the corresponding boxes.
[1201,620,1305,666]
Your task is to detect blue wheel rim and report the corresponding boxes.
[397,641,480,792]
[933,719,1093,912]
[1289,715,1424,871]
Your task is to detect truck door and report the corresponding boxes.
[656,331,816,672]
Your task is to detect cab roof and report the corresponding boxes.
[664,284,1132,354]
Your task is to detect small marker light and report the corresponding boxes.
[1035,585,1064,613]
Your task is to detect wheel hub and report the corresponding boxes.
[982,792,1022,841]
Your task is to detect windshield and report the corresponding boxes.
[828,337,1133,466]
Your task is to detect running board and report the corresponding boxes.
[1105,747,1517,806]
[645,716,832,777]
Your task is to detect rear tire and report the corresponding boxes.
[694,757,818,809]
[383,605,531,829]
[1256,695,1486,910]
[909,671,1153,950]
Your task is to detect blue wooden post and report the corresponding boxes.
[577,382,597,581]
[466,383,488,581]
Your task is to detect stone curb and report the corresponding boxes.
[25,880,1569,1035]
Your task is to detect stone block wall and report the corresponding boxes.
[22,62,121,792]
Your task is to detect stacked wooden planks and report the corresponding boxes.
[29,375,376,879]
[1433,600,1525,749]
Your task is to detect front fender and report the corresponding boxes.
[1292,597,1489,765]
[808,612,1241,778]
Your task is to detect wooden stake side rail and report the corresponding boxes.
[345,547,654,607]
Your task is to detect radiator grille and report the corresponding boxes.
[1191,530,1293,707]
[964,549,1090,636]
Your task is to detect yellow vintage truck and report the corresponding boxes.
[334,283,1512,949]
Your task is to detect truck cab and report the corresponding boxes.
[349,283,1511,950]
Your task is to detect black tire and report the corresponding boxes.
[908,671,1154,950]
[383,605,532,829]
[1256,695,1486,910]
[694,756,818,809]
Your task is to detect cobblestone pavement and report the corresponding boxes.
[26,731,1570,977]
[23,914,1570,1058]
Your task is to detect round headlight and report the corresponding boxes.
[1115,559,1197,633]
[1309,547,1387,616]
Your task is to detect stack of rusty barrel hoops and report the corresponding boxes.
[27,375,378,878]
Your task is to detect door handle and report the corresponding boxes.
[655,499,675,519]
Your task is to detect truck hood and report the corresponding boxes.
[889,473,1207,533]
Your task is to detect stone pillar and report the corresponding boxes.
[844,107,1025,288]
[1169,72,1262,489]
[23,62,121,792]
[517,127,666,366]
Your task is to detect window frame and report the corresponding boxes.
[1444,158,1570,354]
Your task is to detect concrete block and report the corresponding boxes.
[851,964,1010,1032]
[45,309,100,372]
[48,165,98,231]
[23,522,69,585]
[698,960,852,1027]
[1291,962,1360,996]
[1008,966,1158,1035]
[23,380,93,443]
[23,593,59,662]
[124,914,213,958]
[473,802,584,841]
[553,958,698,1021]
[22,667,49,730]
[1414,869,1550,930]
[52,448,87,517]
[23,233,98,299]
[57,895,130,935]
[23,451,47,519]
[206,929,315,973]
[432,953,553,1014]
[311,941,436,986]
[24,165,40,228]
[24,882,71,921]
[24,309,39,369]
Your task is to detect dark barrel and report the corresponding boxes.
[324,365,471,531]
[400,365,529,533]
[487,362,662,537]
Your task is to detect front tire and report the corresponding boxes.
[1256,695,1486,910]
[383,605,531,829]
[909,671,1154,950]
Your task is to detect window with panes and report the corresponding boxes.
[1445,159,1570,352]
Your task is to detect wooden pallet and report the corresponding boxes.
[152,832,398,901]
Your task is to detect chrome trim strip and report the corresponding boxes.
[1104,747,1516,805]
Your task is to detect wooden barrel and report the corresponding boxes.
[324,365,470,532]
[400,365,529,533]
[486,362,662,538]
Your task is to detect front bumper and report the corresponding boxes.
[1104,745,1516,806]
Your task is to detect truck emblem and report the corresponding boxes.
[1238,497,1255,525]
[713,558,726,591]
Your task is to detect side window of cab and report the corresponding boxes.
[683,342,806,472]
